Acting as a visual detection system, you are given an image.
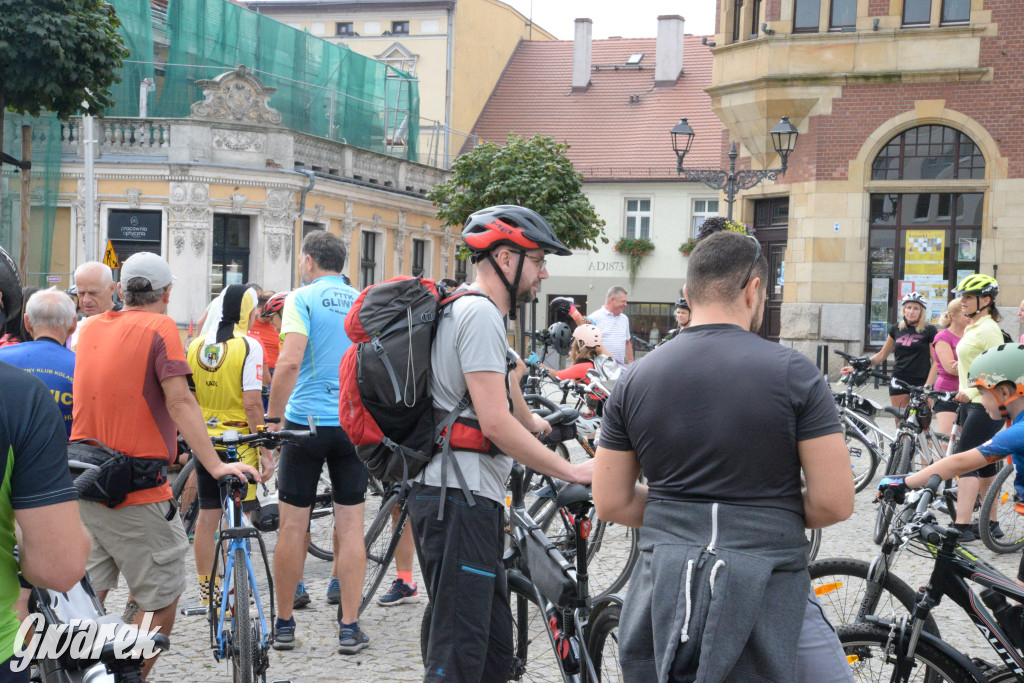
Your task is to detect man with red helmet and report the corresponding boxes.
[410,205,593,682]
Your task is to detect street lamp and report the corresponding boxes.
[671,116,800,220]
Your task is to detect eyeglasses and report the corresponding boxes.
[521,252,547,270]
[739,234,762,290]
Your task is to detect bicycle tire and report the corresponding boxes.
[809,558,940,637]
[844,428,880,494]
[171,457,199,539]
[979,462,1024,554]
[985,665,1024,682]
[806,529,822,562]
[232,547,254,683]
[360,491,407,616]
[874,435,914,545]
[587,603,622,683]
[307,468,336,561]
[839,622,981,682]
[527,497,637,603]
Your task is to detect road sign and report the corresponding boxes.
[102,240,120,269]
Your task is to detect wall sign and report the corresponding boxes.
[108,210,161,242]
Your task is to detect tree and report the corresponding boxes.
[0,0,128,243]
[427,133,607,253]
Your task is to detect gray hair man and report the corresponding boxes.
[69,261,118,349]
[590,285,632,364]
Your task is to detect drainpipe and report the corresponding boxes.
[291,169,316,288]
[444,3,455,168]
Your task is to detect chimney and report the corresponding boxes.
[655,15,685,86]
[572,18,592,92]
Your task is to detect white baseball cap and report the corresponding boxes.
[120,252,175,291]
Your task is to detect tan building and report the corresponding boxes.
[243,0,555,166]
[46,67,451,326]
[705,0,1024,359]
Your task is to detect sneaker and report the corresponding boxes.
[338,625,370,655]
[294,581,311,609]
[326,577,341,605]
[990,521,1006,539]
[273,619,296,650]
[956,525,978,543]
[378,578,420,606]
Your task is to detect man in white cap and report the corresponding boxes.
[71,252,260,679]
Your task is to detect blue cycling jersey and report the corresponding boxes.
[0,340,75,437]
[978,410,1024,500]
[279,275,358,426]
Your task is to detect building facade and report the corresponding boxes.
[244,0,556,166]
[471,18,726,342]
[51,67,450,326]
[710,0,1023,358]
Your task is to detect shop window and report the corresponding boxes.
[941,0,970,25]
[211,215,250,300]
[903,0,931,26]
[624,198,651,239]
[866,193,982,347]
[692,199,720,238]
[624,302,674,347]
[107,209,162,278]
[411,238,427,277]
[871,125,985,181]
[793,0,821,32]
[360,231,380,287]
[829,0,856,30]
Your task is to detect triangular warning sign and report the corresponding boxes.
[102,240,120,269]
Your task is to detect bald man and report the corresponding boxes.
[69,262,119,349]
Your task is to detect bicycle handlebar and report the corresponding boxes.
[210,414,317,448]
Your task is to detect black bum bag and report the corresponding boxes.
[67,440,168,508]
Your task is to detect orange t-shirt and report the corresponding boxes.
[71,310,192,508]
[248,319,280,369]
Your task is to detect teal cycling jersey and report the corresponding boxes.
[280,275,358,426]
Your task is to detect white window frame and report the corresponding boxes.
[359,229,385,287]
[692,199,720,238]
[623,197,653,240]
[411,237,431,278]
[310,21,326,35]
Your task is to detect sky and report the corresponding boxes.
[502,1,717,40]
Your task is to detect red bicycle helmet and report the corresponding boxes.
[261,291,288,318]
[462,206,571,258]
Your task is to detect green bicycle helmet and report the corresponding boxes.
[955,273,999,298]
[968,344,1024,421]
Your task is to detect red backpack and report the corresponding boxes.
[339,277,491,486]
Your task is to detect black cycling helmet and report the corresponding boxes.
[675,296,689,310]
[0,246,22,337]
[462,206,570,321]
[547,322,572,356]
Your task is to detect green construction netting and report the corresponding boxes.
[108,0,420,160]
[0,113,61,287]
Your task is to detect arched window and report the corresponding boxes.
[871,125,985,181]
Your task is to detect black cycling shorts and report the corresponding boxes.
[956,403,1002,479]
[276,419,367,507]
[933,398,959,414]
[195,452,260,512]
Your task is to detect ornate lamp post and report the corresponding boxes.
[671,116,800,221]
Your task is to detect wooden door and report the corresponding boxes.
[753,198,789,342]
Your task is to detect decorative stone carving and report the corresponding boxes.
[314,204,325,222]
[189,65,283,126]
[421,221,430,236]
[167,182,212,260]
[190,230,205,258]
[339,202,355,248]
[173,231,186,256]
[440,226,455,278]
[231,193,246,214]
[265,229,293,263]
[372,214,382,228]
[212,129,266,153]
[262,189,295,231]
[125,189,141,209]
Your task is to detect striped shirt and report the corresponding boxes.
[590,306,631,364]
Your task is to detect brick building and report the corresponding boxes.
[709,0,1022,357]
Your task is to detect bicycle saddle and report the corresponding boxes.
[555,483,591,508]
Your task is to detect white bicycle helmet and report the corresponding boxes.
[901,291,927,308]
[575,413,600,439]
[572,324,603,349]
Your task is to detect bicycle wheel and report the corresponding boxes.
[232,547,254,683]
[874,435,914,545]
[171,457,199,539]
[307,468,335,561]
[528,497,637,602]
[844,428,879,494]
[360,491,407,616]
[979,462,1024,554]
[986,665,1024,682]
[809,558,939,637]
[840,622,980,682]
[806,529,822,562]
[587,603,622,683]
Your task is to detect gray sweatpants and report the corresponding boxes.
[798,592,854,682]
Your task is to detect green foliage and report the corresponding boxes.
[697,216,752,240]
[427,133,607,252]
[0,0,129,118]
[679,238,699,256]
[613,237,654,285]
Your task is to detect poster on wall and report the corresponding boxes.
[870,247,895,278]
[904,230,947,324]
[957,268,975,288]
[869,322,888,344]
[898,280,916,297]
[870,277,889,303]
[958,238,978,262]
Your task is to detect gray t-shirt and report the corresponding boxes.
[418,287,513,503]
[599,323,841,515]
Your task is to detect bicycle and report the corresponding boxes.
[24,460,171,683]
[419,459,624,682]
[838,474,1024,682]
[202,420,315,683]
[979,458,1024,554]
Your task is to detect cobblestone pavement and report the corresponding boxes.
[130,380,1022,681]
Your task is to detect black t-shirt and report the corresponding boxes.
[599,324,841,515]
[887,323,937,384]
